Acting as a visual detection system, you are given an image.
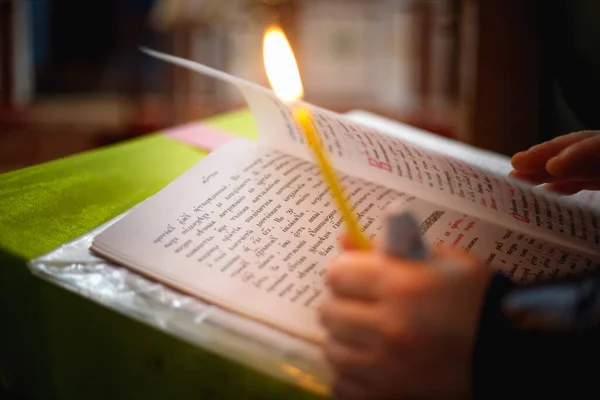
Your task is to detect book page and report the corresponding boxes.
[92,139,431,343]
[407,202,600,283]
[345,110,600,210]
[141,49,600,258]
[236,84,600,258]
[345,110,514,176]
[92,140,600,344]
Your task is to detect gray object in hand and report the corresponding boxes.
[385,212,429,260]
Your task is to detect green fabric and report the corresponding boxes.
[0,108,259,259]
[0,135,203,258]
[0,109,324,400]
[205,108,259,140]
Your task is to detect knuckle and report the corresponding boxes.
[318,303,339,329]
[324,338,373,371]
[349,264,379,288]
[332,379,367,400]
[318,300,335,321]
[324,340,350,366]
[379,320,415,349]
[327,254,382,288]
[378,275,401,296]
[326,256,353,284]
[377,273,420,301]
[326,255,348,276]
[325,262,343,284]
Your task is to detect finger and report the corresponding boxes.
[542,181,600,195]
[331,372,371,400]
[509,168,600,193]
[546,135,600,180]
[339,232,376,252]
[430,246,483,275]
[323,336,374,372]
[319,299,380,348]
[508,170,563,184]
[338,231,359,251]
[511,131,596,173]
[326,253,385,301]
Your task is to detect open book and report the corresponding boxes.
[92,49,600,344]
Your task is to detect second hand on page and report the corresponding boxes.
[262,25,371,250]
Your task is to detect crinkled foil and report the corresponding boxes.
[29,211,330,396]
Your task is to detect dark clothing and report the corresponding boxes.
[474,273,600,398]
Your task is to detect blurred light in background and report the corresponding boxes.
[0,0,458,172]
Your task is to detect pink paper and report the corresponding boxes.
[164,121,235,152]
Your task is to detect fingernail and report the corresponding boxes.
[545,156,563,176]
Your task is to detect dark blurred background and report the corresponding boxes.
[1,0,545,173]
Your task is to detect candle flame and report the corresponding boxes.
[263,25,303,103]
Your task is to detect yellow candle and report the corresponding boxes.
[262,25,371,250]
[293,106,372,250]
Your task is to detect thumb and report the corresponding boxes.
[430,245,484,274]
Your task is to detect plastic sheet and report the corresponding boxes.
[28,210,331,396]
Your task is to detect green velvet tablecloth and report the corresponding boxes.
[0,110,324,400]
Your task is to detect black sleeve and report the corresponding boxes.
[472,271,600,399]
